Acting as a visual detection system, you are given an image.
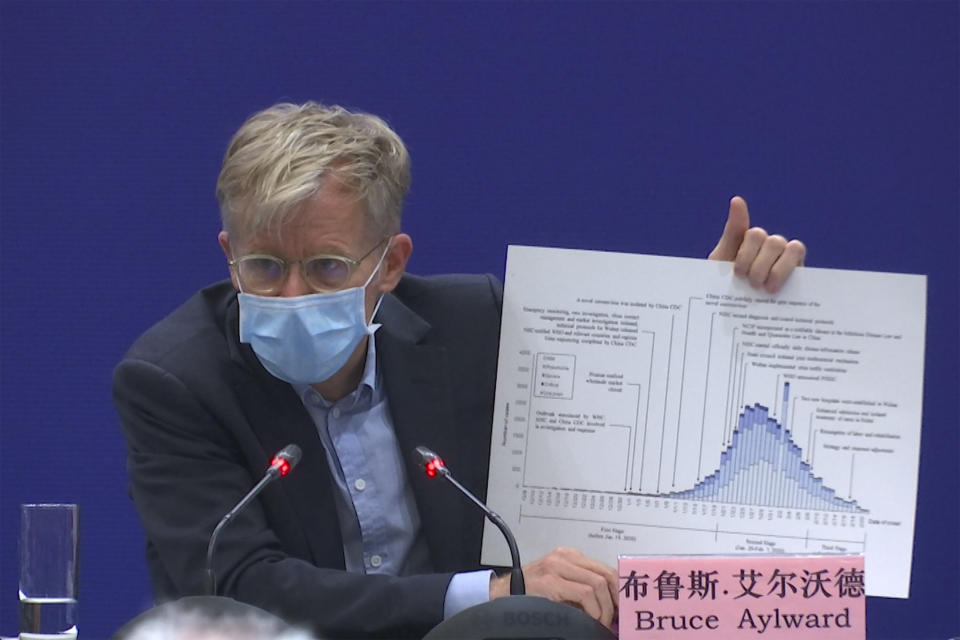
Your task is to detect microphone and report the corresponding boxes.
[413,445,525,596]
[414,446,615,639]
[205,444,302,595]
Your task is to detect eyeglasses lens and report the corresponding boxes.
[303,257,350,290]
[239,257,285,293]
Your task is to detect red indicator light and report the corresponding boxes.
[425,458,444,478]
[272,457,291,476]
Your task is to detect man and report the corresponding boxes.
[113,102,805,638]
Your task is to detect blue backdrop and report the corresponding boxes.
[1,2,957,637]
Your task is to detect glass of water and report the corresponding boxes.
[19,504,79,640]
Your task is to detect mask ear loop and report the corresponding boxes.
[365,237,393,324]
[370,293,386,325]
[362,237,392,288]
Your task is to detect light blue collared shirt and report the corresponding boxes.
[294,334,491,619]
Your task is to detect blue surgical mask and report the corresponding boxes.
[237,246,388,385]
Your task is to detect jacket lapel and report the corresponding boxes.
[375,294,470,573]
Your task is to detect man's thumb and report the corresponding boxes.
[708,196,751,261]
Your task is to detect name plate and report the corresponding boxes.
[618,555,865,638]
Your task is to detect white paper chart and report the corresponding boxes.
[481,246,926,598]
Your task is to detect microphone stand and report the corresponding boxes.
[205,472,276,596]
[432,465,525,596]
[414,445,615,640]
[205,444,302,596]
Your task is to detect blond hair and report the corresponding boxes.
[216,102,410,239]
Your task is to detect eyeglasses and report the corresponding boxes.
[230,237,390,295]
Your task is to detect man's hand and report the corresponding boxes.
[708,196,806,294]
[490,547,619,629]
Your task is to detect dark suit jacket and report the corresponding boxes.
[113,273,503,638]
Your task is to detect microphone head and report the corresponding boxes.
[413,445,438,465]
[413,445,447,478]
[270,444,303,477]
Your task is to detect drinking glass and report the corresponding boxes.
[19,504,79,640]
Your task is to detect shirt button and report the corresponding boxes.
[331,407,341,418]
[370,554,382,568]
[354,478,366,491]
